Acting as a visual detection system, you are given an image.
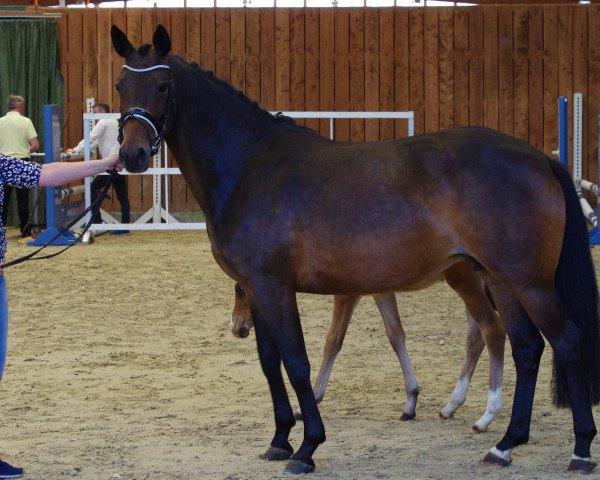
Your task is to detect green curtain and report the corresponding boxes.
[0,19,64,228]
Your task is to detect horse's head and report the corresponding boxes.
[111,24,175,173]
[231,283,254,339]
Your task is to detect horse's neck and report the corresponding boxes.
[167,71,269,226]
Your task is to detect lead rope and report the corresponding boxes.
[2,170,118,269]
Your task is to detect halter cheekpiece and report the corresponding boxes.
[118,64,174,156]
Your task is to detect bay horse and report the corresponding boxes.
[231,269,504,432]
[112,24,600,475]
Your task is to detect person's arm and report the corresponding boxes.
[29,137,39,153]
[38,154,122,187]
[66,121,105,155]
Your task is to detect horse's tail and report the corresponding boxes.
[549,159,600,407]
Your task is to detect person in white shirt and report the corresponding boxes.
[67,103,130,235]
[0,95,40,239]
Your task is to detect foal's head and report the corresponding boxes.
[111,24,175,173]
[231,283,254,339]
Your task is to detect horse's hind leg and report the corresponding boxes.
[481,284,545,467]
[519,288,597,472]
[442,264,505,433]
[294,294,361,420]
[373,292,420,421]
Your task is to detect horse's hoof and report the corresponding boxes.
[439,411,453,421]
[471,424,487,434]
[568,458,597,474]
[259,446,293,461]
[400,412,416,421]
[283,459,315,475]
[482,449,512,467]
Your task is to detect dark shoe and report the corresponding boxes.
[0,459,24,479]
[109,230,130,236]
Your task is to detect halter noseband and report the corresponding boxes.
[118,64,174,156]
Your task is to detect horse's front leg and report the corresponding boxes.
[252,316,296,461]
[252,284,326,474]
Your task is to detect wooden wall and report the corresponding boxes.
[55,5,600,214]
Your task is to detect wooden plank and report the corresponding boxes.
[423,8,439,133]
[334,8,350,141]
[319,9,334,136]
[364,8,379,140]
[186,9,202,65]
[56,10,69,145]
[200,9,216,73]
[215,9,232,83]
[469,7,484,126]
[82,10,98,102]
[497,6,513,136]
[483,6,498,130]
[260,9,275,110]
[379,9,395,140]
[513,5,529,142]
[305,9,320,134]
[394,8,410,138]
[245,9,261,103]
[588,5,600,185]
[573,6,588,179]
[349,9,365,140]
[66,10,83,151]
[409,8,424,134]
[528,6,543,149]
[438,8,454,131]
[96,9,115,212]
[289,10,305,116]
[230,9,246,91]
[543,5,558,157]
[274,9,290,112]
[453,8,469,128]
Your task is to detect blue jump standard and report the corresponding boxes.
[28,104,80,247]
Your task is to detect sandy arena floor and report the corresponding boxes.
[0,228,598,479]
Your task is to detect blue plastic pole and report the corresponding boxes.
[558,96,568,168]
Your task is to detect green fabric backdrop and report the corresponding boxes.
[0,19,64,228]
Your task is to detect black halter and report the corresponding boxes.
[117,64,174,157]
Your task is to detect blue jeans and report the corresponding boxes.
[0,276,7,380]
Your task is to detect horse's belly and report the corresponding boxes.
[295,241,457,295]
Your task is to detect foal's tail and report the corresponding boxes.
[549,159,600,407]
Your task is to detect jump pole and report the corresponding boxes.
[28,105,80,246]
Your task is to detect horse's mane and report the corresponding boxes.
[171,54,319,135]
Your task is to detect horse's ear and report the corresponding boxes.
[111,25,134,58]
[153,24,171,57]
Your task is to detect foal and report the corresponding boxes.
[231,261,504,433]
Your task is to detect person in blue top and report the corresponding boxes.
[0,151,121,479]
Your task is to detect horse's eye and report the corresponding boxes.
[235,284,245,295]
[159,83,169,93]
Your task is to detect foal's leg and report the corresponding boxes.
[439,309,485,421]
[251,283,326,474]
[373,292,420,421]
[294,294,361,420]
[443,265,505,433]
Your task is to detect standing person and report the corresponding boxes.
[0,151,122,479]
[0,95,39,239]
[66,102,130,235]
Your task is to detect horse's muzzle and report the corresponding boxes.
[119,146,150,173]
